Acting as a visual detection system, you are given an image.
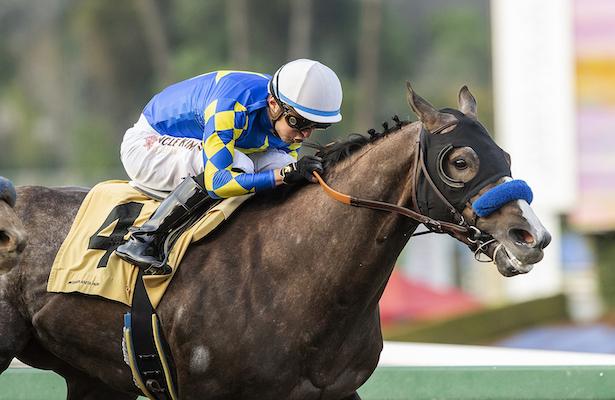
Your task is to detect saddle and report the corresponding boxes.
[48,180,251,399]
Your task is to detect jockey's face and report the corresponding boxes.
[276,115,315,144]
[267,96,315,144]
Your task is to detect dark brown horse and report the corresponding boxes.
[0,85,550,399]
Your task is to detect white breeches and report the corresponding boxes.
[120,114,294,192]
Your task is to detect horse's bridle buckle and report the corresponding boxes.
[466,226,482,244]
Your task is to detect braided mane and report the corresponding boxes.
[305,115,412,170]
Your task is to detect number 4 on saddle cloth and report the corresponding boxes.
[48,180,250,305]
[47,180,251,400]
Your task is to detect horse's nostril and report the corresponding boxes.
[510,229,535,246]
[0,231,10,249]
[0,230,24,253]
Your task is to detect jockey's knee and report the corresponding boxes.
[232,151,255,174]
[120,117,204,192]
[249,150,295,172]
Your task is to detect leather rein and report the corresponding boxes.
[312,121,497,260]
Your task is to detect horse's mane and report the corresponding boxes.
[252,116,413,203]
[305,115,413,170]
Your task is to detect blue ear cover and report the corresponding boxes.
[472,179,533,217]
[0,177,17,208]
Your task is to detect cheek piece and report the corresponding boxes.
[472,179,533,218]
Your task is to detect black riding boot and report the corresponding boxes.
[115,175,213,271]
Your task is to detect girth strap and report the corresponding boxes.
[124,270,178,400]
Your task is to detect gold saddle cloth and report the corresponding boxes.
[47,180,250,308]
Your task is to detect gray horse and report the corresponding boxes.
[0,177,26,274]
[0,85,550,399]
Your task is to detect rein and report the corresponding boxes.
[312,121,498,261]
[313,171,496,260]
[312,172,469,236]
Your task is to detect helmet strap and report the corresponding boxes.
[267,98,284,139]
[269,75,290,139]
[269,99,285,121]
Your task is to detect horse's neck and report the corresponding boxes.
[311,124,421,309]
[328,125,420,203]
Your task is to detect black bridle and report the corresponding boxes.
[313,121,502,262]
[411,122,499,260]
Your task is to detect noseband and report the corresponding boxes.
[313,120,497,261]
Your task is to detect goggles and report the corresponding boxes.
[281,105,331,131]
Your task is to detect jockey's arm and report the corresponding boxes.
[202,100,281,199]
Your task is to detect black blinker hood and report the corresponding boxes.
[416,108,511,222]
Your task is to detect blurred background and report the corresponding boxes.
[1,0,615,353]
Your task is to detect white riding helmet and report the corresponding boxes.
[269,59,343,124]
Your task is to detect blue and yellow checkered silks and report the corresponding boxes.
[142,71,300,198]
[202,98,274,198]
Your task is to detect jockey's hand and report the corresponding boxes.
[281,155,323,184]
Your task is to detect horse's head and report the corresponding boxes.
[407,84,550,277]
[0,177,27,274]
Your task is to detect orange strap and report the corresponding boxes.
[312,171,352,205]
[312,171,470,236]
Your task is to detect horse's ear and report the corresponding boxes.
[458,85,477,119]
[406,82,456,133]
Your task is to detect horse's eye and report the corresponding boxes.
[454,159,468,169]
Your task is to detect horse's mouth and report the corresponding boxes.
[493,242,535,277]
[481,225,545,277]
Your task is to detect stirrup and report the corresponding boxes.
[144,262,172,276]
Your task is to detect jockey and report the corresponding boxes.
[115,59,343,270]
